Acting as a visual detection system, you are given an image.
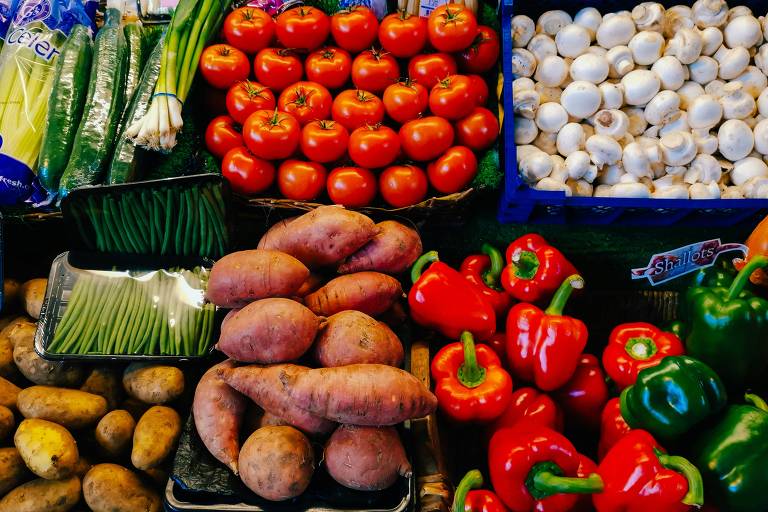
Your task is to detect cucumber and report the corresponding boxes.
[37,25,93,196]
[58,8,128,198]
[122,23,145,112]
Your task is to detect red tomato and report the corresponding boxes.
[330,6,378,53]
[277,159,327,200]
[457,26,500,74]
[427,146,477,193]
[351,49,400,95]
[205,115,243,159]
[456,107,499,151]
[399,116,454,161]
[254,48,303,92]
[383,80,428,123]
[408,53,457,89]
[223,7,275,54]
[300,120,349,163]
[277,81,332,126]
[378,11,427,58]
[225,81,276,124]
[222,147,275,194]
[242,110,300,160]
[275,6,330,51]
[427,3,478,53]
[379,165,428,207]
[305,47,351,90]
[331,89,385,131]
[200,44,250,90]
[428,75,475,120]
[468,74,489,106]
[327,167,377,207]
[348,125,400,169]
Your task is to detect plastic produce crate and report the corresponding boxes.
[498,0,768,226]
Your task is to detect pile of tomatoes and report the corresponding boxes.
[200,3,499,208]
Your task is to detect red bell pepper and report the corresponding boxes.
[460,244,513,317]
[451,469,507,512]
[485,332,507,365]
[410,251,496,340]
[431,332,513,422]
[506,275,588,391]
[598,398,632,459]
[501,234,578,303]
[554,354,609,430]
[573,455,599,512]
[594,429,704,512]
[488,387,563,436]
[602,322,685,389]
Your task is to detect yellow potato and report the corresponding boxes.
[20,279,47,320]
[73,456,91,479]
[80,367,123,411]
[0,327,15,381]
[131,406,181,470]
[14,419,79,480]
[83,463,160,512]
[3,279,21,311]
[0,476,80,512]
[0,377,20,410]
[17,386,108,429]
[13,328,83,387]
[0,447,30,495]
[95,410,135,457]
[6,319,35,349]
[0,405,15,439]
[122,363,184,404]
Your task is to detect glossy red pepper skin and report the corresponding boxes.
[464,490,508,512]
[501,234,577,303]
[598,398,632,460]
[460,244,513,317]
[486,332,507,365]
[573,455,599,512]
[602,322,685,389]
[488,387,563,436]
[554,354,609,430]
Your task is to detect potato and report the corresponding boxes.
[131,406,181,470]
[294,273,323,298]
[0,327,15,381]
[338,221,422,275]
[13,328,83,387]
[206,250,310,308]
[14,419,79,480]
[72,456,91,479]
[17,386,108,429]
[3,279,21,311]
[258,206,379,268]
[0,475,80,512]
[0,447,30,495]
[239,426,314,501]
[0,377,20,410]
[315,311,404,367]
[122,363,184,405]
[80,367,123,411]
[83,464,160,512]
[95,410,135,457]
[0,405,13,440]
[304,272,403,317]
[20,279,47,320]
[6,319,35,348]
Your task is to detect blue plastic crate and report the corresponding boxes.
[499,0,768,226]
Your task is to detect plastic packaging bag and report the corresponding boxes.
[0,0,18,48]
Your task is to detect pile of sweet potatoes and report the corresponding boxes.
[194,206,432,501]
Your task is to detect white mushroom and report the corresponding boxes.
[742,176,768,198]
[700,27,724,56]
[555,24,591,58]
[535,102,569,132]
[758,89,768,117]
[651,56,686,90]
[556,123,585,156]
[593,109,630,139]
[514,117,539,145]
[520,151,554,183]
[677,81,706,109]
[720,83,756,120]
[763,14,768,40]
[727,6,752,20]
[685,154,722,183]
[628,31,666,65]
[644,90,681,125]
[582,122,596,139]
[723,15,763,48]
[586,134,623,166]
[535,177,572,194]
[560,81,602,119]
[611,182,651,197]
[692,0,728,28]
[534,83,563,103]
[731,156,768,185]
[512,48,538,78]
[594,184,613,196]
[714,45,750,80]
[718,119,755,161]
[537,10,572,37]
[756,45,768,76]
[687,94,723,129]
[573,7,602,40]
[512,77,535,92]
[621,69,661,105]
[534,55,569,87]
[689,181,721,198]
[653,184,690,198]
[512,15,536,48]
[597,12,637,49]
[688,56,719,84]
[693,129,719,154]
[598,163,627,184]
[516,144,541,162]
[606,46,635,78]
[664,28,703,64]
[623,107,649,135]
[513,89,541,119]
[632,2,665,32]
[568,179,594,196]
[622,141,654,178]
[722,186,744,198]
[565,150,595,180]
[548,155,568,182]
[660,131,697,165]
[527,34,557,63]
[663,5,695,39]
[570,54,610,83]
[755,118,768,155]
[599,82,624,109]
[534,131,559,154]
[659,112,690,137]
[734,67,768,99]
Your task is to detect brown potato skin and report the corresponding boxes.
[95,410,135,457]
[338,221,422,275]
[206,250,310,308]
[0,325,15,381]
[131,406,181,470]
[314,311,404,367]
[0,447,30,496]
[13,329,83,387]
[17,386,108,429]
[20,279,47,320]
[325,425,412,490]
[257,206,379,268]
[304,272,403,317]
[122,364,184,405]
[216,298,321,363]
[0,475,80,512]
[6,318,35,349]
[83,464,161,512]
[3,280,21,310]
[80,367,123,411]
[239,426,314,501]
[14,419,79,480]
[0,406,14,440]
[193,360,247,474]
[0,376,20,410]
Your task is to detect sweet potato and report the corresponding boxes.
[83,464,160,512]
[257,206,379,268]
[131,406,181,470]
[218,364,334,434]
[0,376,20,410]
[17,386,108,429]
[13,328,83,387]
[216,298,322,363]
[338,221,422,275]
[206,250,310,308]
[95,410,135,457]
[20,279,47,320]
[193,360,247,474]
[314,311,404,367]
[295,273,323,297]
[281,364,437,425]
[239,426,314,501]
[0,447,30,495]
[325,425,411,490]
[304,272,403,317]
[80,367,123,411]
[0,406,13,440]
[0,475,80,512]
[122,363,184,405]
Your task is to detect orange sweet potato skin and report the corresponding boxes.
[206,250,309,308]
[193,361,247,474]
[314,311,404,367]
[304,272,403,317]
[338,221,422,275]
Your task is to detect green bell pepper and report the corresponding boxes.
[692,394,768,512]
[684,256,768,391]
[663,320,686,340]
[620,355,727,439]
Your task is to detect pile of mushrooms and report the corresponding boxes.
[512,0,768,199]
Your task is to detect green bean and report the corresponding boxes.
[104,196,130,253]
[59,276,105,353]
[126,195,150,251]
[162,188,174,255]
[53,275,89,340]
[144,190,158,254]
[98,277,129,353]
[119,198,145,253]
[105,279,135,354]
[115,279,141,354]
[78,277,117,354]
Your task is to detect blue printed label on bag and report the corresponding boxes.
[631,239,748,285]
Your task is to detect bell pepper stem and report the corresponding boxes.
[511,249,540,280]
[625,336,657,360]
[411,251,439,284]
[481,243,504,289]
[457,331,486,388]
[727,255,768,300]
[527,461,603,500]
[655,450,704,507]
[545,274,584,316]
[451,469,483,512]
[745,393,768,412]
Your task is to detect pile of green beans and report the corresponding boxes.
[48,267,215,356]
